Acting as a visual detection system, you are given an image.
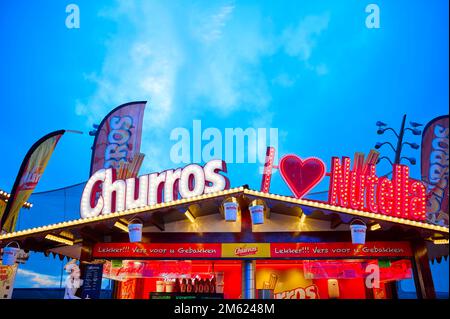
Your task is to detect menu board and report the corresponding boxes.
[81,263,103,299]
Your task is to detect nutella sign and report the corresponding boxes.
[277,153,427,222]
[328,158,427,221]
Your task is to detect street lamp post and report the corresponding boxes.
[394,114,407,164]
[375,114,422,166]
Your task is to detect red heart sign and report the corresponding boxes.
[279,155,326,199]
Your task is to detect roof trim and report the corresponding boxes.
[0,187,448,242]
[244,189,449,233]
[0,187,246,241]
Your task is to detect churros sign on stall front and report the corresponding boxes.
[80,159,230,218]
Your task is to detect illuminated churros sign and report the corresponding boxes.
[80,159,229,218]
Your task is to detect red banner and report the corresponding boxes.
[0,130,65,232]
[271,242,412,258]
[93,243,222,259]
[421,115,449,226]
[90,101,146,176]
[93,242,412,259]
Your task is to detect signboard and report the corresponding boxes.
[260,147,276,193]
[328,158,426,221]
[0,264,18,299]
[90,101,146,175]
[81,159,230,218]
[277,153,428,222]
[93,242,412,259]
[94,243,222,259]
[256,264,319,299]
[279,155,326,199]
[80,263,103,299]
[270,242,412,258]
[222,243,271,258]
[421,115,449,226]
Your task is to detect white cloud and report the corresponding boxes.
[272,73,297,87]
[281,13,330,77]
[315,63,329,76]
[76,2,330,170]
[17,268,61,288]
[191,4,235,43]
[282,13,330,61]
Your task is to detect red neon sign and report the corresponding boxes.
[279,155,326,199]
[328,157,426,221]
[260,146,276,193]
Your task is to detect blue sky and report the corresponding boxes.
[0,1,448,294]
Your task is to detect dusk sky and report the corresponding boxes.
[0,1,448,293]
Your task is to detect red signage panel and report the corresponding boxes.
[93,243,222,259]
[271,242,412,258]
[94,242,412,259]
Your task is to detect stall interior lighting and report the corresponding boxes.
[185,209,196,223]
[299,214,307,224]
[59,230,74,239]
[45,234,74,246]
[433,239,449,245]
[114,221,129,233]
[370,223,381,231]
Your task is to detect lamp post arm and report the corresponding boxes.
[394,114,407,164]
[385,142,397,152]
[383,127,400,138]
[379,156,394,165]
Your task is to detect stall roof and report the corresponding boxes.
[0,189,33,208]
[0,187,448,259]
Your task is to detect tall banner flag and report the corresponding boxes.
[90,101,146,176]
[421,115,449,226]
[0,199,6,219]
[0,264,18,299]
[0,130,66,232]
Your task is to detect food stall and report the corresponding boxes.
[0,155,448,299]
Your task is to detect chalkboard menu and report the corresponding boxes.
[81,264,103,299]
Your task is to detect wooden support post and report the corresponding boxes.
[411,239,436,299]
[149,213,165,231]
[330,214,343,229]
